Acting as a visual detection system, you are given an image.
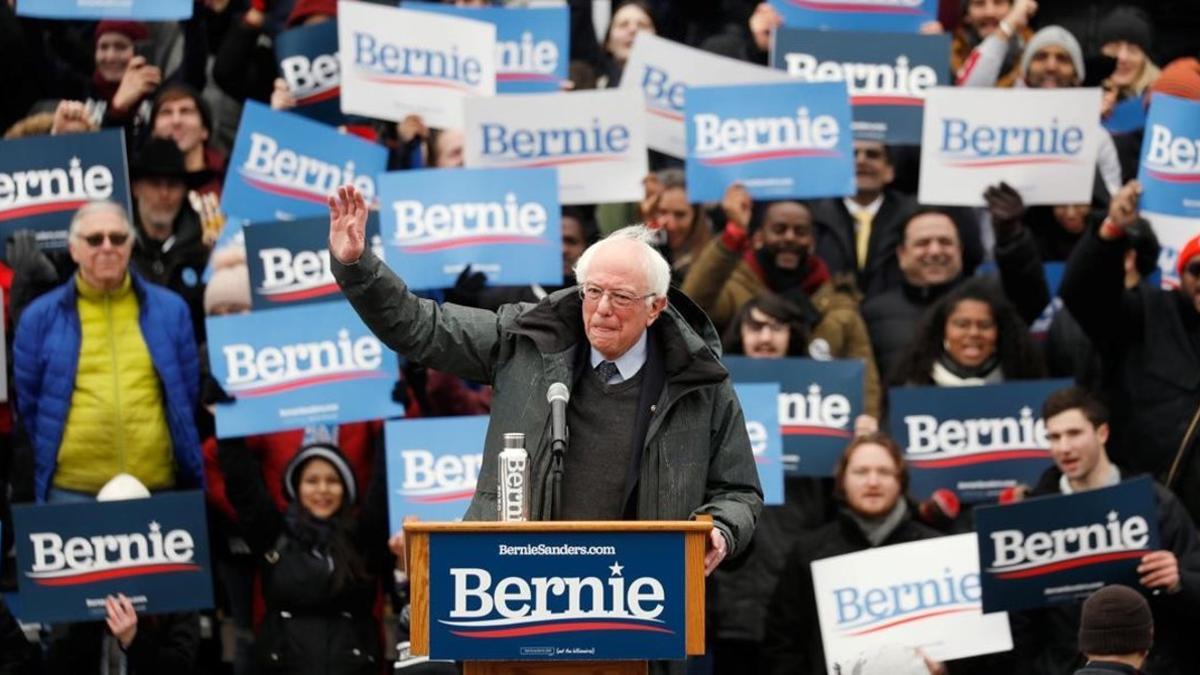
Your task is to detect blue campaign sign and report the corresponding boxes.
[1137,94,1200,218]
[685,81,854,202]
[724,357,863,476]
[384,416,488,531]
[770,28,949,144]
[205,302,404,438]
[734,383,784,505]
[1103,96,1147,135]
[243,215,382,310]
[378,167,562,290]
[768,0,938,32]
[221,101,387,224]
[428,531,687,660]
[974,476,1161,613]
[413,3,568,93]
[889,379,1071,503]
[17,0,191,20]
[275,21,345,126]
[12,492,212,623]
[0,128,131,258]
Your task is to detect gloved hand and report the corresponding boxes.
[444,264,487,307]
[7,230,58,285]
[983,182,1025,242]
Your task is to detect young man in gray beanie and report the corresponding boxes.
[1075,584,1153,674]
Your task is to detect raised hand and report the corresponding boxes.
[722,183,753,229]
[112,56,162,114]
[1102,179,1142,238]
[328,185,368,264]
[105,593,138,649]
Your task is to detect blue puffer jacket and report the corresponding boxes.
[14,273,204,501]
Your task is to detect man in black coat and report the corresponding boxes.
[1059,180,1200,525]
[1010,387,1200,674]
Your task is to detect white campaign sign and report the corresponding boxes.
[1143,210,1200,290]
[622,33,789,158]
[463,89,648,205]
[811,533,1011,674]
[918,88,1102,206]
[337,1,495,128]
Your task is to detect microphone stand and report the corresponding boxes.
[550,434,566,520]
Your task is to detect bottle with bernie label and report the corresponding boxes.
[498,432,529,522]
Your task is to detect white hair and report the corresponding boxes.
[573,225,671,298]
[69,200,134,239]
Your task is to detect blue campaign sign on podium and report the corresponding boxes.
[221,101,387,224]
[378,167,562,290]
[13,492,212,623]
[685,81,854,202]
[427,531,687,660]
[206,302,404,438]
[385,416,488,530]
[1137,93,1200,219]
[734,383,784,505]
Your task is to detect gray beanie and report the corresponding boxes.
[1021,26,1085,83]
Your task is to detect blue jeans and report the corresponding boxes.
[45,487,96,503]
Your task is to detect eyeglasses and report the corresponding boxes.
[1186,262,1200,278]
[579,283,655,310]
[743,317,789,334]
[80,231,130,247]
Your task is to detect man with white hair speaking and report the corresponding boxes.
[327,186,761,575]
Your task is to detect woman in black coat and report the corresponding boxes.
[218,439,392,674]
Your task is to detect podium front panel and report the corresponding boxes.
[427,531,687,660]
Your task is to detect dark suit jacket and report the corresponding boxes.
[811,191,917,298]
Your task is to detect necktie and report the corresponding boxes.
[854,210,872,271]
[595,360,620,384]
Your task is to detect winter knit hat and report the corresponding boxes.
[1078,584,1153,656]
[94,20,149,45]
[1149,58,1200,102]
[1021,26,1085,83]
[286,0,337,27]
[284,444,358,507]
[204,245,251,315]
[1097,6,1153,56]
[1177,233,1200,279]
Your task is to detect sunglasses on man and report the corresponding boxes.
[80,232,130,247]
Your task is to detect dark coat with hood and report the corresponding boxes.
[332,249,762,556]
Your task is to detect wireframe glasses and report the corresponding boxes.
[579,284,655,310]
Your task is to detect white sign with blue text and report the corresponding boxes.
[768,0,938,33]
[735,383,784,505]
[621,32,789,159]
[384,416,488,531]
[378,167,561,290]
[206,302,404,438]
[463,89,648,205]
[337,1,495,128]
[919,87,1102,206]
[1137,94,1200,219]
[221,101,387,224]
[685,81,855,202]
[812,533,1011,675]
[16,0,191,20]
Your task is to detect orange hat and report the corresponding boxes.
[1177,233,1200,279]
[1149,58,1200,102]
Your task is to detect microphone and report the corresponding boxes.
[547,382,569,455]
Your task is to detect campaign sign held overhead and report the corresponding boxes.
[812,533,1011,674]
[919,87,1102,206]
[1137,94,1200,219]
[463,89,648,205]
[384,416,487,530]
[413,4,568,94]
[378,167,561,290]
[206,302,404,438]
[13,492,212,623]
[724,357,863,476]
[974,476,1160,613]
[243,215,383,310]
[685,81,854,202]
[428,531,686,660]
[338,1,495,128]
[621,33,789,158]
[222,101,387,224]
[0,129,130,257]
[771,28,949,144]
[735,383,784,505]
[768,0,938,33]
[275,20,345,126]
[16,0,191,20]
[890,379,1069,503]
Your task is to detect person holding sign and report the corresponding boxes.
[1007,387,1200,673]
[328,185,761,576]
[763,433,946,675]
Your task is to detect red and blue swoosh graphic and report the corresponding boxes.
[988,548,1149,580]
[696,147,841,167]
[442,614,674,639]
[27,561,200,587]
[784,0,925,14]
[906,448,1050,469]
[838,604,978,637]
[226,370,388,398]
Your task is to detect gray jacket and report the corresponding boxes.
[332,251,762,557]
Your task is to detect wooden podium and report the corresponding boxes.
[404,519,712,675]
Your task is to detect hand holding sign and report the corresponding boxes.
[105,593,138,649]
[328,185,368,265]
[722,183,753,230]
[748,3,783,52]
[113,57,162,114]
[1138,550,1181,593]
[1102,180,1143,237]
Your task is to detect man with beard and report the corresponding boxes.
[862,208,1048,382]
[130,137,210,336]
[682,185,881,420]
[809,141,917,299]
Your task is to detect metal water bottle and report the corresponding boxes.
[498,432,529,522]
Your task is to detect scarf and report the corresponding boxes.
[931,354,1004,386]
[845,498,909,548]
